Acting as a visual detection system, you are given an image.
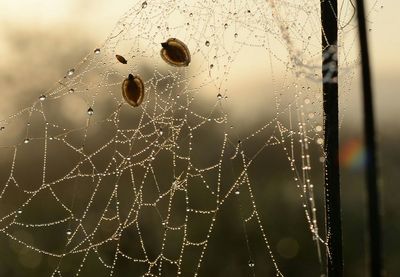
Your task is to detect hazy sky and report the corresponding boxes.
[0,0,398,126]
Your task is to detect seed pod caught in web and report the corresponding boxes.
[160,38,191,67]
[122,74,145,107]
[116,54,128,64]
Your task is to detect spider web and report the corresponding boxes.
[0,0,373,276]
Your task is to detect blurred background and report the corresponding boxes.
[0,0,398,276]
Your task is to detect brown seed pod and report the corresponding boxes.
[122,74,145,107]
[116,54,128,64]
[160,38,191,67]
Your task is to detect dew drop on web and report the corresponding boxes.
[87,107,94,115]
[67,68,75,76]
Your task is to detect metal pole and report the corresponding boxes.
[355,1,384,276]
[321,0,343,276]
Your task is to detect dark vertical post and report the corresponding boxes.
[355,1,383,276]
[321,0,343,276]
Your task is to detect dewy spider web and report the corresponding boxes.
[0,0,373,276]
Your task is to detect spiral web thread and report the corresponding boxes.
[0,0,374,276]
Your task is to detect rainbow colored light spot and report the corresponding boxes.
[340,138,366,171]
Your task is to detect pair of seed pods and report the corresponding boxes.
[121,38,191,107]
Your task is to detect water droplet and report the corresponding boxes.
[317,138,324,145]
[235,189,240,195]
[304,98,311,104]
[160,38,191,67]
[141,1,147,8]
[122,74,145,107]
[189,12,193,17]
[308,112,315,119]
[224,23,228,29]
[248,260,255,267]
[66,229,72,236]
[159,128,163,135]
[315,125,322,132]
[210,64,214,69]
[0,126,4,131]
[24,138,30,144]
[69,88,75,93]
[94,48,100,54]
[39,95,46,101]
[234,33,238,38]
[67,69,75,76]
[205,41,210,47]
[87,107,94,115]
[17,209,22,214]
[217,93,222,100]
